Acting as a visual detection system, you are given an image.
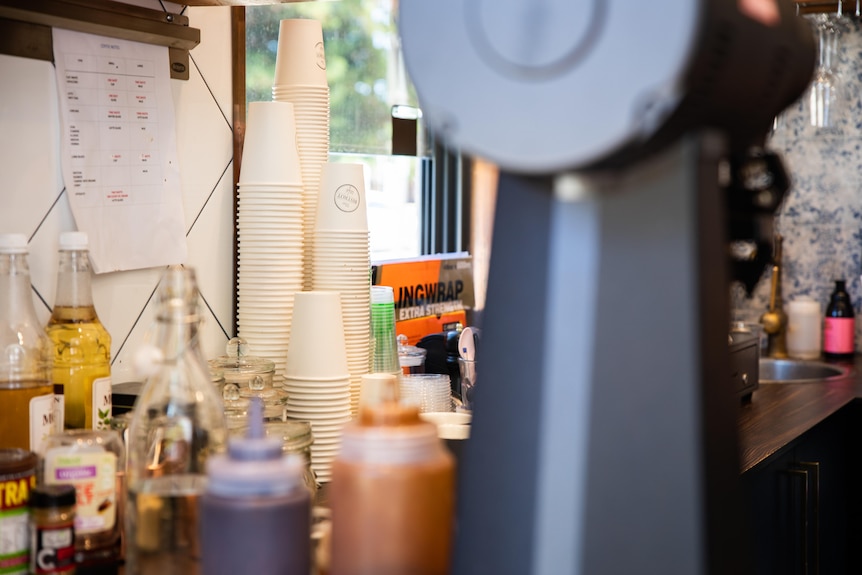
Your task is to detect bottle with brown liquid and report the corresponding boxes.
[0,234,54,454]
[330,374,455,575]
[46,232,112,430]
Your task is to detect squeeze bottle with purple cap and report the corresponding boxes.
[200,398,310,575]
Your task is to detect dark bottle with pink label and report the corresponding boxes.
[824,279,855,360]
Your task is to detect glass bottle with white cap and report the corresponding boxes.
[0,233,54,453]
[46,231,112,430]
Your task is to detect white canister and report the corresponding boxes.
[786,297,822,360]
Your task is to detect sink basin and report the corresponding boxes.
[759,358,850,384]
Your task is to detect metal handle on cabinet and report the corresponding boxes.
[786,461,821,575]
[798,461,820,575]
[787,468,810,575]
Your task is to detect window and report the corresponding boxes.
[246,0,428,261]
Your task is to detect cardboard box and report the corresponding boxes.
[372,253,474,345]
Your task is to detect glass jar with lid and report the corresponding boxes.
[208,337,276,391]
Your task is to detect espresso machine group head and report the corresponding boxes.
[400,2,814,574]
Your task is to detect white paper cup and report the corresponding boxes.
[285,291,350,379]
[273,19,328,87]
[314,162,368,233]
[239,101,302,185]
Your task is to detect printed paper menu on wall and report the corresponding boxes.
[52,28,187,273]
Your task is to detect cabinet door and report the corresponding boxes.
[743,401,862,575]
[793,403,859,575]
[743,445,800,575]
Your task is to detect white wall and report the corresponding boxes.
[0,4,235,384]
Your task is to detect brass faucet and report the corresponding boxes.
[760,234,788,358]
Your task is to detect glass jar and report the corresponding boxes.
[29,485,76,575]
[229,420,317,498]
[42,429,124,565]
[208,337,276,391]
[0,448,38,575]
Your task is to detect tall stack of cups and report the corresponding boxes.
[236,101,305,384]
[283,292,352,483]
[272,18,331,291]
[312,163,371,416]
[371,286,401,376]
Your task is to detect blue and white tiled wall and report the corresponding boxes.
[732,17,862,351]
[0,3,235,384]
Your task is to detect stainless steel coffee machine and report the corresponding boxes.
[400,2,814,574]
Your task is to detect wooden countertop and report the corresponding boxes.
[737,357,860,474]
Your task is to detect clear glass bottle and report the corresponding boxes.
[0,234,54,454]
[125,266,227,575]
[46,232,112,430]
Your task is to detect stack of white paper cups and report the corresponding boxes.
[311,163,371,416]
[236,101,305,384]
[283,291,352,483]
[272,18,331,291]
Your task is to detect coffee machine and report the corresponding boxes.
[400,2,814,574]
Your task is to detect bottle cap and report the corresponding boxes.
[0,234,28,254]
[59,231,88,251]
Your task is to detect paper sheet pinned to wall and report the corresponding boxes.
[52,28,187,273]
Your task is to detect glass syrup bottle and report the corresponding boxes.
[823,279,855,360]
[46,232,112,430]
[125,266,227,575]
[0,233,54,453]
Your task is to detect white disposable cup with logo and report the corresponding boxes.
[239,101,302,184]
[315,162,368,232]
[786,297,822,360]
[274,18,328,87]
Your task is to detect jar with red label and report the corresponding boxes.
[29,484,76,574]
[0,449,38,575]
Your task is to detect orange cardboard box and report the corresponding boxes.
[372,253,474,345]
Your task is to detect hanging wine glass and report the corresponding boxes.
[806,13,843,128]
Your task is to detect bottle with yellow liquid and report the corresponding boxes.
[46,232,112,430]
[0,233,55,453]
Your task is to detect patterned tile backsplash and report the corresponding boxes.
[732,17,862,351]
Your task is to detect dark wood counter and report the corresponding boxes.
[737,357,860,474]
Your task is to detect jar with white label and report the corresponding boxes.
[0,234,54,454]
[787,297,822,360]
[43,429,124,570]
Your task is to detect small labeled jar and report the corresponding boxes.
[29,485,76,575]
[0,449,38,575]
[787,297,822,360]
[42,430,124,570]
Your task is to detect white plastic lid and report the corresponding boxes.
[0,234,28,254]
[371,285,394,304]
[59,231,88,251]
[787,297,820,314]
